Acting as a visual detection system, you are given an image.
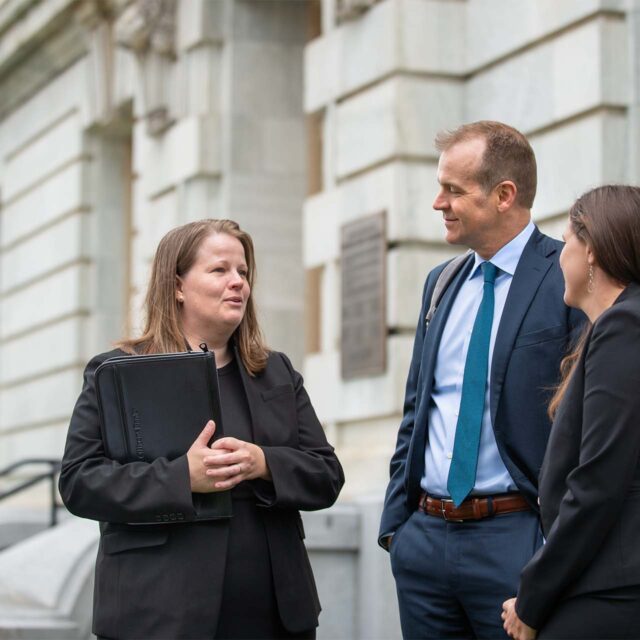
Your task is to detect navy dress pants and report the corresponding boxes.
[390,508,542,640]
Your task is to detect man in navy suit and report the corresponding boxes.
[379,121,584,639]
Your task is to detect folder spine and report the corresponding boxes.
[113,366,132,460]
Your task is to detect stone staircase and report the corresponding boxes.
[0,517,99,640]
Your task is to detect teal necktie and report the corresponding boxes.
[447,261,498,507]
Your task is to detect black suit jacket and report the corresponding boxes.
[516,283,640,629]
[59,348,344,639]
[379,228,584,542]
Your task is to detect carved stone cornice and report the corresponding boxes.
[114,0,176,57]
[0,0,86,120]
[113,0,177,136]
[74,0,118,31]
[335,0,380,23]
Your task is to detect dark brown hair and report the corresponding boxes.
[548,185,640,417]
[117,219,269,375]
[435,120,537,209]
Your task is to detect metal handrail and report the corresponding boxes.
[0,458,62,527]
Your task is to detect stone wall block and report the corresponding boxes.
[141,114,221,198]
[305,350,341,424]
[335,77,462,178]
[1,265,87,341]
[0,318,85,387]
[303,506,359,639]
[1,213,85,293]
[0,369,82,432]
[531,111,627,218]
[399,0,466,74]
[178,175,223,221]
[303,191,340,268]
[467,18,627,134]
[0,163,85,247]
[465,0,625,71]
[0,423,69,470]
[232,41,304,118]
[176,0,224,52]
[387,245,461,330]
[335,416,405,499]
[305,0,397,112]
[303,162,454,269]
[306,0,466,112]
[178,44,222,118]
[306,335,413,425]
[3,111,83,202]
[0,59,85,155]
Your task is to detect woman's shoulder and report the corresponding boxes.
[85,348,132,370]
[260,350,302,381]
[593,283,640,333]
[588,284,640,361]
[265,350,299,369]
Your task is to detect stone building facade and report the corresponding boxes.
[1,0,639,638]
[303,0,640,502]
[0,0,310,485]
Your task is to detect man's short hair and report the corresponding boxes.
[435,121,537,209]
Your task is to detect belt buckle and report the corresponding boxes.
[440,498,464,523]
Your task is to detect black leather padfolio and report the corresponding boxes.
[95,350,232,521]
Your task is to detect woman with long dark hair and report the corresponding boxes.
[502,185,640,639]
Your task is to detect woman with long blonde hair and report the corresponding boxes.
[60,219,344,639]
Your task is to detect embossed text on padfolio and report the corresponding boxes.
[95,350,232,522]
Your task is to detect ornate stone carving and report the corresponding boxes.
[114,0,177,136]
[75,0,119,30]
[115,0,176,56]
[335,0,379,23]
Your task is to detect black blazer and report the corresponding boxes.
[516,283,640,629]
[379,228,584,542]
[59,348,344,639]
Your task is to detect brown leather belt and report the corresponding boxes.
[418,492,531,522]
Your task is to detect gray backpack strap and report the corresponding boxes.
[425,249,473,326]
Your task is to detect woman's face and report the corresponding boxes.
[177,233,250,341]
[560,219,590,310]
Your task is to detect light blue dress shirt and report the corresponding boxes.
[421,221,536,497]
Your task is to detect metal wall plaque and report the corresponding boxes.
[340,211,386,379]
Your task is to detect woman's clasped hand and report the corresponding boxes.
[187,419,271,492]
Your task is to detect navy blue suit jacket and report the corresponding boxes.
[379,227,584,543]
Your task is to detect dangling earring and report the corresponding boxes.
[587,265,594,293]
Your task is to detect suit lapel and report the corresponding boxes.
[489,229,554,425]
[418,255,475,410]
[232,344,263,442]
[408,255,474,495]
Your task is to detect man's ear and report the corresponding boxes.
[495,181,518,212]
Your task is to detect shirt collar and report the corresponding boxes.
[469,221,536,279]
